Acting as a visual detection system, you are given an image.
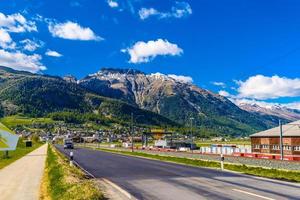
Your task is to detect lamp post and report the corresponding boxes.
[190,117,194,153]
[131,113,143,152]
[131,113,134,152]
[279,120,284,160]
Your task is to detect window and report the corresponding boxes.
[272,145,280,150]
[261,144,269,149]
[294,146,300,151]
[283,145,292,151]
[253,145,260,149]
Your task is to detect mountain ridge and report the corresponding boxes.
[78,67,288,136]
[0,66,178,127]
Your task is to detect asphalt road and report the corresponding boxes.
[56,145,300,200]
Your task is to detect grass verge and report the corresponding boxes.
[97,147,300,183]
[40,145,104,200]
[0,139,43,169]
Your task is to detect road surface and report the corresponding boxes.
[0,144,47,200]
[56,145,300,200]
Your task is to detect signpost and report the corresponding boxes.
[220,154,224,171]
[0,123,19,157]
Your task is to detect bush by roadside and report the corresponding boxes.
[40,145,104,200]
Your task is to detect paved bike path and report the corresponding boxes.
[0,144,47,200]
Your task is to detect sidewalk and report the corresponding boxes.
[0,144,48,200]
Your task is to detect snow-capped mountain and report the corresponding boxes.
[78,68,282,136]
[237,101,300,121]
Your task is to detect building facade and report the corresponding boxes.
[251,136,300,155]
[250,120,300,155]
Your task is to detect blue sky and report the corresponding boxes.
[1,0,300,108]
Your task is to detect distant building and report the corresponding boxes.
[250,121,300,155]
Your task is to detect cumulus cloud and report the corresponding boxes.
[20,39,44,52]
[0,29,16,49]
[168,74,193,83]
[285,102,300,110]
[236,75,300,100]
[45,49,62,57]
[139,1,192,20]
[48,21,103,41]
[212,81,226,88]
[0,49,46,73]
[107,0,119,8]
[218,90,230,97]
[122,39,183,63]
[0,12,37,33]
[139,8,159,20]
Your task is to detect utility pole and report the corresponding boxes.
[190,117,194,153]
[131,112,134,152]
[279,120,284,160]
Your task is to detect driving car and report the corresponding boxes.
[63,139,74,149]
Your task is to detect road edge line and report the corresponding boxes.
[101,178,134,199]
[232,188,275,200]
[69,154,135,199]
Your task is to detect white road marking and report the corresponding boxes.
[102,178,134,199]
[232,189,275,200]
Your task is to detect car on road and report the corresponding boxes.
[63,139,74,149]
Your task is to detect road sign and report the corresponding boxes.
[0,123,19,151]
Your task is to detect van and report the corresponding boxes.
[64,139,74,149]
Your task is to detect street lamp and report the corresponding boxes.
[131,113,143,152]
[279,120,283,160]
[190,117,194,153]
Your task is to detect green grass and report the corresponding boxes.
[0,115,54,128]
[97,148,300,183]
[0,140,8,148]
[0,122,14,134]
[0,139,43,169]
[41,145,104,200]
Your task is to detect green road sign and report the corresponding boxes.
[0,123,19,151]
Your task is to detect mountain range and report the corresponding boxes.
[237,102,300,122]
[0,66,177,127]
[1,66,298,136]
[78,68,295,136]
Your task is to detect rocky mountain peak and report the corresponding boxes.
[63,75,77,84]
[100,68,144,75]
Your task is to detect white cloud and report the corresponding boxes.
[168,74,193,83]
[0,29,16,49]
[139,8,159,20]
[20,39,44,52]
[285,102,300,110]
[139,1,192,20]
[212,81,226,88]
[0,12,37,33]
[237,75,300,100]
[107,0,119,8]
[45,49,62,57]
[218,90,230,97]
[123,39,183,63]
[0,49,46,73]
[48,21,103,41]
